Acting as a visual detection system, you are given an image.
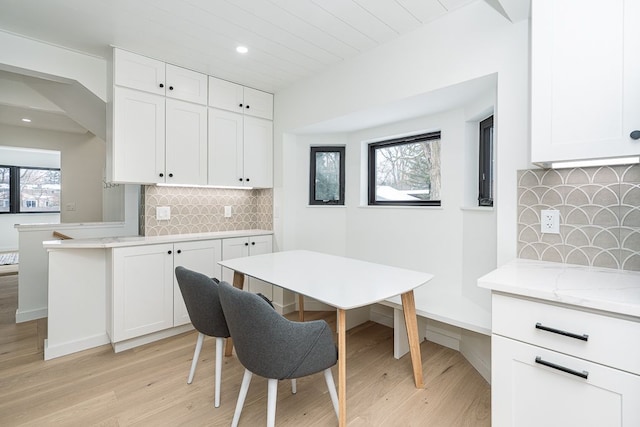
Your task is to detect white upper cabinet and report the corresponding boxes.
[531,0,640,166]
[208,76,273,120]
[114,49,207,105]
[110,48,208,184]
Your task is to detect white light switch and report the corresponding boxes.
[224,206,232,218]
[156,206,171,220]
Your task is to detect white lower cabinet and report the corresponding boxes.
[110,239,222,342]
[172,240,222,326]
[222,235,273,299]
[491,294,640,427]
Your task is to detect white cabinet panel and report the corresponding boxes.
[208,108,244,187]
[165,99,207,185]
[112,244,174,341]
[166,64,208,105]
[531,0,640,165]
[172,240,222,327]
[208,76,273,120]
[243,116,273,188]
[113,49,165,95]
[222,235,273,300]
[492,335,640,427]
[112,87,165,184]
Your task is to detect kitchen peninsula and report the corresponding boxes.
[43,229,272,360]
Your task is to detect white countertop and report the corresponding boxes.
[42,229,273,249]
[478,259,640,318]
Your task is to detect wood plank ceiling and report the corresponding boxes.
[0,0,476,93]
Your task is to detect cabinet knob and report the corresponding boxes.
[168,250,172,254]
[246,105,250,109]
[159,173,164,178]
[244,242,249,246]
[245,178,250,182]
[251,241,255,245]
[239,103,243,108]
[631,130,640,140]
[169,86,174,91]
[176,249,181,254]
[159,83,164,88]
[238,178,243,182]
[168,173,173,178]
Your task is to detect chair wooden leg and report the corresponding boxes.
[232,369,253,427]
[291,378,297,394]
[188,332,205,384]
[267,378,278,427]
[324,368,339,418]
[214,337,224,407]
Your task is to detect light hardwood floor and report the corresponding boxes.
[0,274,490,426]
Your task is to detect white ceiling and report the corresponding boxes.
[0,0,479,94]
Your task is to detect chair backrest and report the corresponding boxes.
[218,281,337,380]
[174,266,230,338]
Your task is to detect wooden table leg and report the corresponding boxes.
[400,290,424,388]
[337,308,346,427]
[298,294,305,322]
[225,271,245,357]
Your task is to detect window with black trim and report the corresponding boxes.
[0,165,61,213]
[368,132,441,206]
[478,116,494,207]
[309,146,345,205]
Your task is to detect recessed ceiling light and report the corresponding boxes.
[236,45,248,54]
[21,118,32,123]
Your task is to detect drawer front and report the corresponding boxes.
[492,335,640,427]
[492,293,640,375]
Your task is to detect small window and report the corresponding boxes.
[0,165,61,214]
[368,132,441,206]
[309,146,345,205]
[478,116,494,207]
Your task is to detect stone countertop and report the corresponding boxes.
[478,259,640,318]
[42,229,273,249]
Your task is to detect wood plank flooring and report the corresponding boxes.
[0,274,490,426]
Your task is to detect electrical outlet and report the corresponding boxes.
[156,206,171,221]
[540,209,560,234]
[224,206,232,218]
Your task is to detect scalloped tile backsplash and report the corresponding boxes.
[141,186,272,236]
[517,164,640,271]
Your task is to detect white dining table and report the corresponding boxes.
[218,250,435,426]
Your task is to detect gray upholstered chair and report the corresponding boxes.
[174,266,230,408]
[218,281,339,427]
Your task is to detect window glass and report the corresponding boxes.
[368,132,441,206]
[19,167,61,212]
[310,146,345,205]
[478,116,494,207]
[0,167,9,213]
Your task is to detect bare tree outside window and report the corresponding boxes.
[0,165,61,214]
[368,132,441,206]
[309,146,345,205]
[0,167,9,212]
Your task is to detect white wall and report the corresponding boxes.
[274,1,529,270]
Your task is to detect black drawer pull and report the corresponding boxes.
[535,323,589,341]
[535,356,589,379]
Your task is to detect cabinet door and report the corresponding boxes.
[113,48,165,95]
[492,335,640,427]
[112,244,174,342]
[247,235,273,300]
[166,99,207,185]
[165,64,208,105]
[208,108,244,186]
[531,0,640,164]
[173,240,222,327]
[208,76,244,113]
[243,87,273,120]
[221,237,250,285]
[112,87,165,184]
[243,116,273,188]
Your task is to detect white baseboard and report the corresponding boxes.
[16,307,47,323]
[460,341,491,384]
[44,333,110,360]
[112,324,194,353]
